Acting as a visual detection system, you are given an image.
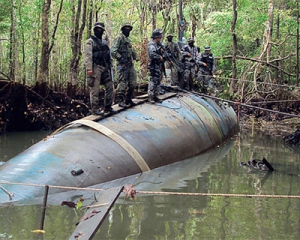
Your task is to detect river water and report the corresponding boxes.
[0,131,300,239]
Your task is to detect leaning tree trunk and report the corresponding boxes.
[229,0,237,95]
[68,0,87,98]
[265,0,274,83]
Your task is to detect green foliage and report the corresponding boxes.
[0,1,11,32]
[0,0,299,87]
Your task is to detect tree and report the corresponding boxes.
[68,0,87,98]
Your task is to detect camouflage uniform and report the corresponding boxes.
[197,46,216,92]
[163,34,181,85]
[84,23,114,113]
[147,31,164,102]
[181,38,199,90]
[111,23,137,106]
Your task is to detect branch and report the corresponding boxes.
[216,55,295,77]
[49,0,64,53]
[0,70,11,81]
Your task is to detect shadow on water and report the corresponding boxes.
[0,132,300,239]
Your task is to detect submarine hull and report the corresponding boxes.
[0,93,238,203]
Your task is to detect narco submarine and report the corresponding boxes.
[0,91,238,204]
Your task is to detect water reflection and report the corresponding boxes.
[0,132,300,239]
[0,131,50,162]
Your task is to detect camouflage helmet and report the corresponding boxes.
[121,22,133,30]
[151,29,163,39]
[188,37,195,43]
[204,46,211,51]
[93,22,106,31]
[166,33,174,38]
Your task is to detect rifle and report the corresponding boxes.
[163,44,185,87]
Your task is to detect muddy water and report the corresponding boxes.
[0,132,300,239]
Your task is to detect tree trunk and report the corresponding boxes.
[37,0,51,87]
[68,0,87,98]
[151,0,157,31]
[265,0,274,82]
[229,0,237,95]
[10,0,20,82]
[297,0,299,85]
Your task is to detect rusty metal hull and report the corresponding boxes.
[0,93,238,203]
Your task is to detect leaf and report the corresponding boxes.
[61,201,76,208]
[75,197,84,210]
[123,184,136,200]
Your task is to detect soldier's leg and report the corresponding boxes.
[148,67,162,103]
[89,66,101,114]
[116,65,127,107]
[100,68,114,111]
[171,65,179,85]
[183,63,189,90]
[125,66,137,105]
[183,67,191,90]
[190,66,196,91]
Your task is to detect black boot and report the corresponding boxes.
[148,97,155,104]
[118,97,128,108]
[103,107,118,114]
[154,96,163,103]
[125,99,137,106]
[92,109,104,115]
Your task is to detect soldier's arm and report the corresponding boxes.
[111,37,122,60]
[148,45,162,61]
[132,48,138,61]
[212,56,216,72]
[196,54,206,66]
[181,46,190,57]
[175,44,182,59]
[84,39,94,71]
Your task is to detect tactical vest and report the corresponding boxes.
[182,45,198,61]
[91,36,111,66]
[118,37,134,62]
[201,53,214,70]
[148,41,163,67]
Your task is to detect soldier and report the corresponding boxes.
[181,37,199,90]
[111,22,138,107]
[197,46,216,93]
[163,33,181,86]
[147,29,164,104]
[84,22,116,115]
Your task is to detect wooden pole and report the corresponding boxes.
[40,185,49,230]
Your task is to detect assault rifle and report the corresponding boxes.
[163,44,185,88]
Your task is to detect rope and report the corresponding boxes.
[0,181,103,192]
[136,190,300,199]
[191,91,300,119]
[200,73,300,89]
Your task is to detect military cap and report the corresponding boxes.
[121,22,133,30]
[188,37,195,43]
[152,29,163,39]
[204,46,211,51]
[93,22,106,31]
[166,33,174,38]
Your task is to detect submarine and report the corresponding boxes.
[0,91,238,204]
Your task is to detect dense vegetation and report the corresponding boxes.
[0,0,298,94]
